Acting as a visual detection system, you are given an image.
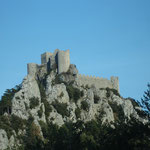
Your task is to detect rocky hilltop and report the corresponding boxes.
[0,50,149,150]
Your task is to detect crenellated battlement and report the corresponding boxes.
[76,74,119,92]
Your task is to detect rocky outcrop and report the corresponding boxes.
[12,75,46,123]
[0,64,147,149]
[0,129,17,150]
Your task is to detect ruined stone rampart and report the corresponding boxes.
[27,63,38,76]
[76,74,119,92]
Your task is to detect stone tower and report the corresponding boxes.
[41,52,53,64]
[57,50,70,74]
[27,63,38,76]
[40,49,70,74]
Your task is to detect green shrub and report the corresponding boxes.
[52,101,69,117]
[29,97,39,109]
[106,88,111,98]
[0,84,21,115]
[81,90,84,97]
[75,107,81,119]
[108,101,124,121]
[0,115,27,138]
[44,101,52,118]
[39,120,48,137]
[81,101,89,111]
[136,109,147,118]
[66,85,82,103]
[16,96,20,99]
[111,89,120,97]
[0,116,13,138]
[38,106,43,118]
[11,114,27,133]
[98,108,106,121]
[106,87,120,98]
[94,95,100,104]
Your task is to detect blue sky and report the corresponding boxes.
[0,0,150,101]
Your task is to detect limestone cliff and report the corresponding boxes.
[0,63,148,150]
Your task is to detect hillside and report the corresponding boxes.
[0,50,150,150]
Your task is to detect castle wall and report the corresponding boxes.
[58,50,70,74]
[41,52,53,64]
[111,76,119,93]
[27,63,38,76]
[76,74,119,92]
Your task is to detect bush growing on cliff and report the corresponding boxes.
[94,95,100,104]
[141,83,150,119]
[81,101,89,111]
[0,115,27,139]
[29,97,39,109]
[38,106,43,118]
[108,101,125,122]
[66,85,83,103]
[75,107,81,119]
[0,84,21,115]
[52,101,69,117]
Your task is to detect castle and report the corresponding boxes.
[27,49,119,92]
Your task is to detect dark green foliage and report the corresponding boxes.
[98,108,106,120]
[52,101,69,117]
[29,97,39,109]
[0,115,26,139]
[0,84,21,115]
[44,101,52,118]
[66,84,82,103]
[106,87,120,98]
[81,101,89,111]
[141,83,150,118]
[11,114,27,133]
[111,89,120,97]
[0,116,13,138]
[26,118,150,150]
[81,90,84,97]
[135,108,147,118]
[16,96,20,99]
[38,106,43,118]
[108,101,125,122]
[75,107,81,119]
[94,94,100,104]
[106,88,111,97]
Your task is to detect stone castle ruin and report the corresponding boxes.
[27,49,119,92]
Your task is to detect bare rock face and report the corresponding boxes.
[12,75,46,123]
[0,130,16,150]
[0,129,9,150]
